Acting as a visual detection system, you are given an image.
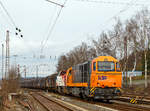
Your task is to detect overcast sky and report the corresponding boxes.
[0,0,149,77]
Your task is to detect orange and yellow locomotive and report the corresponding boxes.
[65,56,122,100]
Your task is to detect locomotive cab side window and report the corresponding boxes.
[116,62,120,71]
[93,62,96,71]
[68,70,72,76]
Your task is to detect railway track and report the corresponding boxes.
[97,101,150,111]
[45,92,150,111]
[31,93,72,111]
[80,98,150,111]
[18,99,35,111]
[121,94,150,100]
[82,98,150,111]
[25,89,150,111]
[118,96,150,105]
[31,92,89,111]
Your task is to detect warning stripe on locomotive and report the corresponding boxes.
[90,87,96,95]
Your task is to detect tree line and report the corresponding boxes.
[57,9,150,73]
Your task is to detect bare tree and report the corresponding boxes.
[109,19,126,61]
[92,32,115,57]
[57,42,90,72]
[134,9,150,88]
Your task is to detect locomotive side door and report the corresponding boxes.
[66,68,72,86]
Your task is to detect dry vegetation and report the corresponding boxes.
[0,67,20,110]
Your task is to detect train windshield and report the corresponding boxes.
[97,61,115,71]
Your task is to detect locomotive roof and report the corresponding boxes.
[72,61,91,67]
[93,56,118,62]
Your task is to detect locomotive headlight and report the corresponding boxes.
[97,83,100,86]
[113,82,116,86]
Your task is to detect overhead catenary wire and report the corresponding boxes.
[41,0,68,53]
[18,0,149,78]
[0,0,16,27]
[0,7,13,28]
[40,5,57,53]
[40,0,147,53]
[0,0,61,78]
[0,1,23,38]
[38,5,58,76]
[41,8,63,52]
[46,0,64,7]
[73,0,146,6]
[97,0,139,34]
[40,0,66,49]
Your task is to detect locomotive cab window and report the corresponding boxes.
[97,61,115,71]
[116,62,120,71]
[68,70,72,76]
[93,62,96,71]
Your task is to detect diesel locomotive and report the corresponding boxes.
[21,56,122,100]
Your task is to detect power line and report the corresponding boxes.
[0,1,23,38]
[41,8,63,52]
[41,0,68,53]
[0,1,16,27]
[73,0,146,6]
[40,5,57,53]
[46,0,64,7]
[0,7,13,28]
[40,0,65,53]
[97,0,138,33]
[40,0,145,53]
